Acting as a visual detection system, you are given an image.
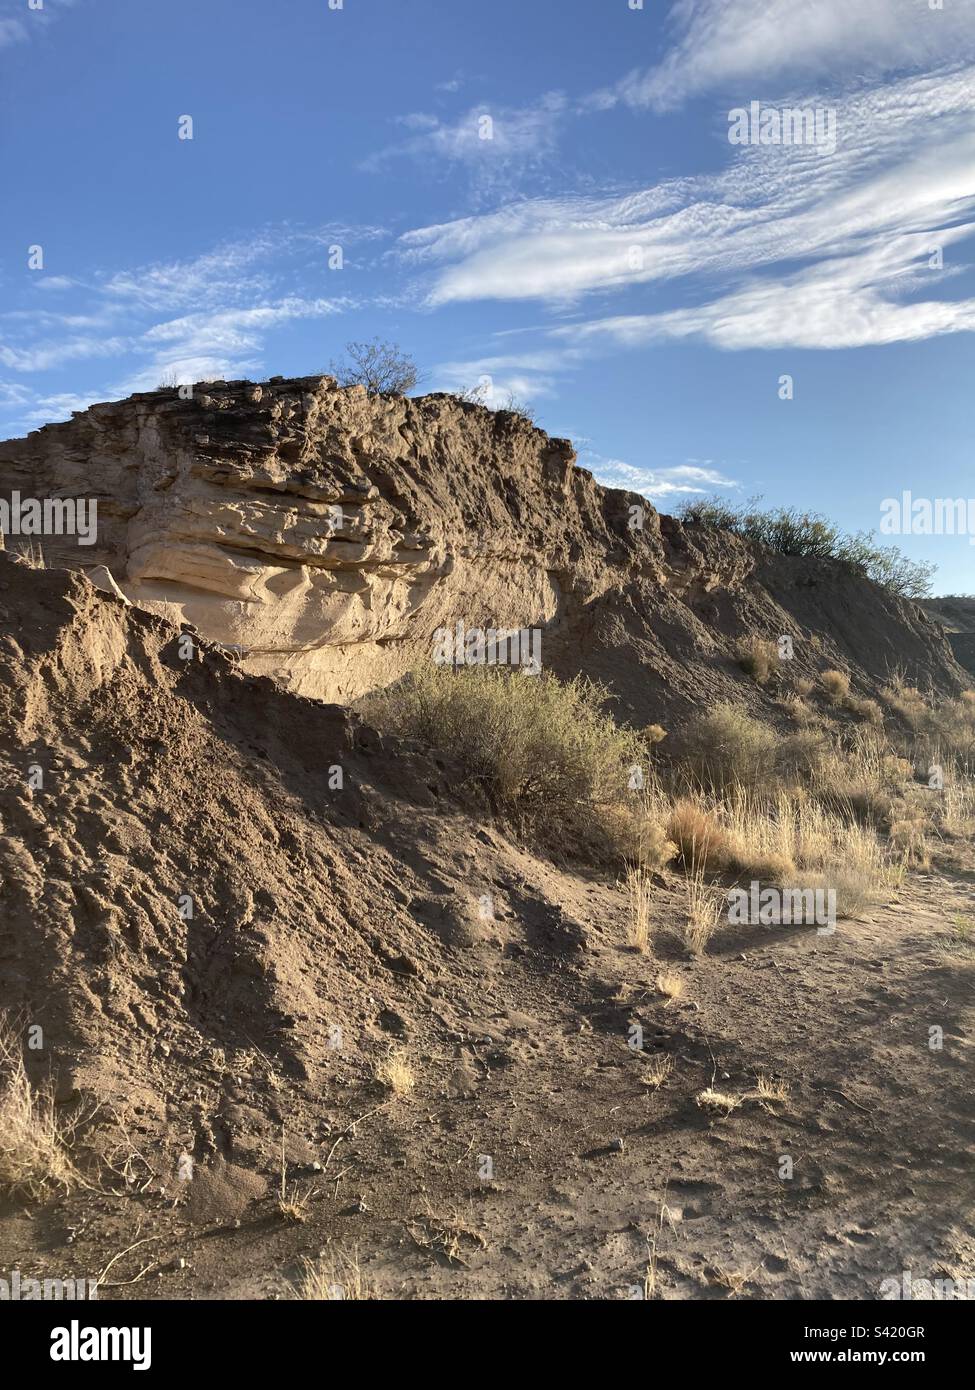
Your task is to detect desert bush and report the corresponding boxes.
[882,680,975,765]
[882,675,927,729]
[845,695,884,725]
[735,636,780,685]
[329,339,420,395]
[363,666,648,860]
[889,818,932,870]
[666,799,731,874]
[0,1018,78,1198]
[682,703,780,793]
[819,669,851,704]
[677,497,936,597]
[777,728,831,780]
[780,694,819,728]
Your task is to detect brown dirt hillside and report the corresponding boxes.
[923,596,975,677]
[0,377,964,730]
[1,552,973,1301]
[1,383,972,1301]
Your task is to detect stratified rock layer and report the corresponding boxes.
[0,375,963,718]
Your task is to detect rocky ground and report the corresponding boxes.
[1,551,972,1301]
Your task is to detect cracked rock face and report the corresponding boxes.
[0,374,963,716]
[0,376,672,702]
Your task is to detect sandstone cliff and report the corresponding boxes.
[0,376,964,720]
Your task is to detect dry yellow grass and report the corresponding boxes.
[655,971,685,1003]
[376,1049,416,1097]
[683,867,722,956]
[708,1263,761,1296]
[624,864,654,953]
[754,1074,790,1106]
[696,1088,740,1114]
[845,695,884,725]
[0,1018,78,1199]
[12,541,46,569]
[666,799,729,873]
[640,1055,673,1090]
[781,693,820,728]
[889,817,932,870]
[291,1250,369,1300]
[735,635,780,685]
[820,668,851,704]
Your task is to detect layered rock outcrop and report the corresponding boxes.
[0,375,964,719]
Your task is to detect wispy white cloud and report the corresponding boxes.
[129,297,350,387]
[433,350,566,405]
[0,335,129,372]
[0,0,79,51]
[99,237,278,313]
[363,94,568,199]
[596,0,975,111]
[0,225,376,398]
[585,457,740,499]
[401,68,975,351]
[34,275,77,291]
[0,18,27,49]
[558,230,975,352]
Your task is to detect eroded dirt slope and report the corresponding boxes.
[0,378,963,726]
[0,553,972,1300]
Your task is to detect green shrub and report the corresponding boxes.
[682,702,780,793]
[677,496,936,597]
[362,666,648,860]
[735,636,780,685]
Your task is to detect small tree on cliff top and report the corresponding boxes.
[329,340,421,395]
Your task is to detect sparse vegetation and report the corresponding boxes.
[12,541,46,569]
[640,1055,673,1090]
[0,1018,78,1199]
[363,666,649,861]
[376,1048,416,1097]
[291,1250,369,1300]
[819,668,851,704]
[682,866,722,956]
[655,971,685,1003]
[278,1132,316,1223]
[677,496,937,598]
[329,339,421,396]
[682,703,780,793]
[754,1074,791,1107]
[624,863,654,953]
[696,1088,740,1114]
[735,635,781,685]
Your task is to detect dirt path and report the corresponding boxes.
[10,854,970,1302]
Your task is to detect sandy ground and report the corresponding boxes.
[1,559,971,1302]
[5,854,971,1302]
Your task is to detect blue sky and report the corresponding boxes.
[2,0,974,592]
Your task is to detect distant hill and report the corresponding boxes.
[922,596,975,678]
